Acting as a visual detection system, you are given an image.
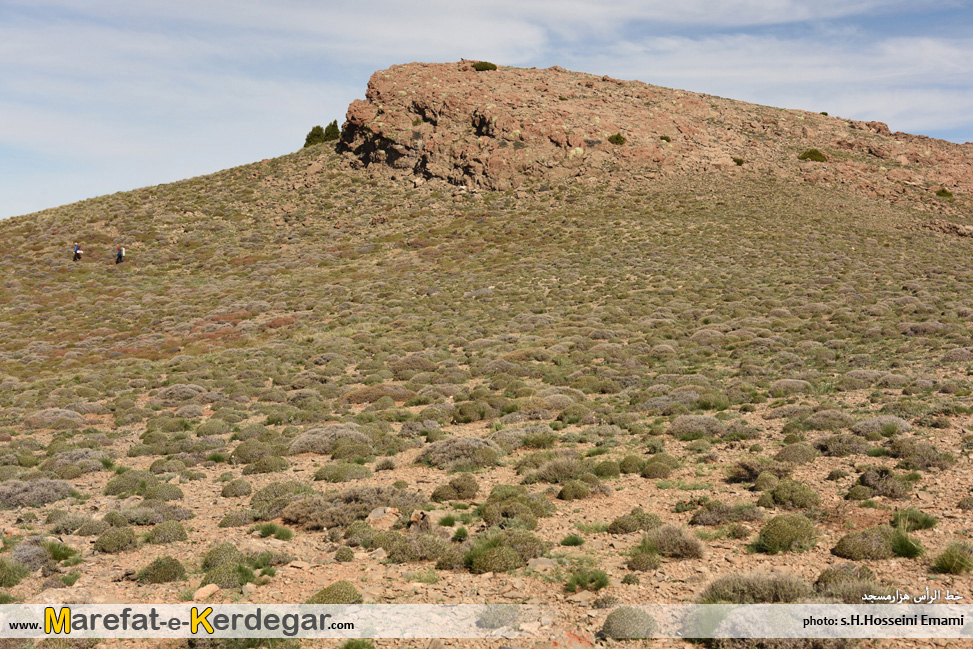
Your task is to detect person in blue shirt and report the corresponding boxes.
[73,244,83,262]
[115,246,125,264]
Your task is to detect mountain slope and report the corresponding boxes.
[0,64,970,644]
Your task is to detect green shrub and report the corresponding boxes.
[607,133,627,146]
[627,551,660,571]
[560,534,584,546]
[201,562,255,589]
[607,508,662,534]
[754,514,816,554]
[242,456,289,475]
[201,542,246,571]
[831,526,895,560]
[334,546,354,562]
[221,480,253,498]
[306,580,364,604]
[93,527,137,553]
[798,148,827,162]
[936,187,954,198]
[219,510,255,528]
[147,520,188,544]
[472,61,498,71]
[137,556,186,583]
[431,473,479,502]
[598,606,657,639]
[767,479,820,509]
[557,479,590,501]
[314,463,372,483]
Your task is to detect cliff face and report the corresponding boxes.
[341,60,973,215]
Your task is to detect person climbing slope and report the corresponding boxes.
[73,243,83,262]
[115,246,125,264]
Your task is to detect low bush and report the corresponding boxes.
[314,463,372,483]
[564,568,609,592]
[93,527,137,554]
[635,525,703,559]
[798,148,827,162]
[472,61,498,71]
[753,514,816,554]
[607,508,662,534]
[221,480,252,498]
[700,572,812,603]
[147,520,188,544]
[431,473,479,502]
[831,526,896,560]
[0,478,74,507]
[137,556,186,583]
[598,606,657,639]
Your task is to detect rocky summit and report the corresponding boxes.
[343,60,972,217]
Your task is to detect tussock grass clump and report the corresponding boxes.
[564,567,609,592]
[314,463,372,483]
[137,556,186,583]
[93,527,137,554]
[598,606,657,639]
[933,542,973,574]
[431,473,479,502]
[0,478,75,507]
[0,558,29,588]
[607,507,662,534]
[753,514,816,554]
[890,508,937,531]
[416,437,502,471]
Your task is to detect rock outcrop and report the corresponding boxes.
[340,60,973,215]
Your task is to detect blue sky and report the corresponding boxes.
[2,0,972,218]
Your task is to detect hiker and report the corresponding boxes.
[115,246,125,264]
[72,244,83,262]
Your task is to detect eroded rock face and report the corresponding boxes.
[340,60,973,213]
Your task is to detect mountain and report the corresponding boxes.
[0,62,971,644]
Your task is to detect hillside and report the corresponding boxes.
[0,62,971,649]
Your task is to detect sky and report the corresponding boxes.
[2,1,972,219]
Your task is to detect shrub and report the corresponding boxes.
[936,187,954,198]
[147,520,188,544]
[417,437,502,471]
[619,455,645,474]
[304,125,326,148]
[564,568,609,592]
[143,483,184,501]
[933,542,973,574]
[598,606,657,639]
[0,558,29,588]
[700,572,812,603]
[307,580,364,604]
[558,479,590,501]
[857,467,910,499]
[798,148,827,162]
[219,510,255,528]
[561,534,584,547]
[607,508,662,534]
[104,470,158,497]
[242,456,289,475]
[773,443,816,464]
[314,463,372,483]
[607,133,626,146]
[250,481,317,520]
[76,518,110,536]
[636,525,703,559]
[689,501,762,526]
[958,496,973,511]
[431,473,479,502]
[831,526,895,560]
[282,485,426,530]
[753,514,816,554]
[137,556,186,583]
[0,478,74,507]
[93,527,137,553]
[767,479,820,509]
[472,61,498,71]
[221,480,252,498]
[201,542,246,571]
[888,438,954,470]
[627,551,661,571]
[478,484,553,530]
[202,563,255,589]
[335,546,354,562]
